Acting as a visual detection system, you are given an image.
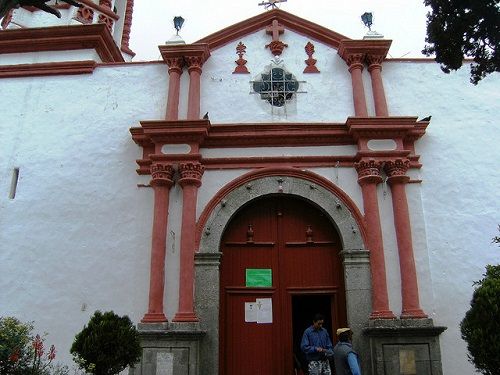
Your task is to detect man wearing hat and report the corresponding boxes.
[333,327,361,375]
[300,313,334,375]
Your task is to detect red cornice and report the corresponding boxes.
[0,60,96,78]
[0,24,124,62]
[346,117,426,140]
[195,9,350,50]
[338,39,392,63]
[158,43,210,64]
[204,123,353,147]
[130,119,428,175]
[138,119,211,144]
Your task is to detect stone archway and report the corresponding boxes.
[194,171,371,375]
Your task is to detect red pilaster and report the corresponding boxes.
[385,159,427,319]
[355,159,395,319]
[367,54,388,116]
[346,53,368,116]
[186,59,202,120]
[164,57,184,120]
[185,45,210,120]
[159,44,210,121]
[120,0,135,56]
[173,162,204,322]
[141,163,175,323]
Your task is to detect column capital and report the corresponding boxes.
[159,43,211,73]
[366,54,385,72]
[355,159,383,185]
[385,158,410,184]
[164,57,184,74]
[179,162,204,187]
[150,163,175,187]
[346,53,365,72]
[185,55,206,74]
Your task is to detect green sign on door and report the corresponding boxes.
[246,268,272,287]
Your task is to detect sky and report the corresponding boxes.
[128,0,430,61]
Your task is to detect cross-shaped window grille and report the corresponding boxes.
[252,68,299,107]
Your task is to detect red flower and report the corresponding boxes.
[33,334,44,357]
[48,344,56,360]
[8,348,20,362]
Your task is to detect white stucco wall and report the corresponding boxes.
[0,63,168,367]
[192,30,354,123]
[1,36,498,375]
[384,60,500,375]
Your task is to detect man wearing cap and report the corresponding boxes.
[300,313,334,375]
[333,328,362,375]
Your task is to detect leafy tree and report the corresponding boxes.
[70,311,142,375]
[0,317,33,375]
[460,265,500,375]
[422,0,500,84]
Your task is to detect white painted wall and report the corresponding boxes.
[0,64,167,367]
[384,60,500,375]
[194,30,354,123]
[1,36,498,375]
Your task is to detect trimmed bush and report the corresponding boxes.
[460,265,500,375]
[71,311,141,375]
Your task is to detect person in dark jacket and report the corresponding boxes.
[333,328,361,375]
[300,313,333,375]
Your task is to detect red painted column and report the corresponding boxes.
[165,57,184,120]
[120,0,135,55]
[367,55,389,116]
[385,159,427,318]
[173,162,204,322]
[355,159,395,319]
[346,54,368,117]
[185,57,203,120]
[142,163,175,323]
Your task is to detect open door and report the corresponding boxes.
[220,195,346,375]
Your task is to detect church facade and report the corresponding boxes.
[1,3,498,375]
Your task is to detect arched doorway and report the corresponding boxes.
[219,195,347,375]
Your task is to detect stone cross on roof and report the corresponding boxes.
[266,19,284,41]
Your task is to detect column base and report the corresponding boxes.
[401,308,428,319]
[364,318,446,375]
[172,311,199,322]
[370,310,397,319]
[141,312,168,323]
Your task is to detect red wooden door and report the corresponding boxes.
[220,196,346,375]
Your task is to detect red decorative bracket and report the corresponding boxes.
[233,42,250,74]
[303,42,320,73]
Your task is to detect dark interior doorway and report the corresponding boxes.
[292,294,333,373]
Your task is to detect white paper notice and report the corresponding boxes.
[256,298,273,323]
[245,302,258,322]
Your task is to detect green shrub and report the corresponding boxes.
[460,265,500,375]
[70,311,142,375]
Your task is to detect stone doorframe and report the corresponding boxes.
[194,169,372,375]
